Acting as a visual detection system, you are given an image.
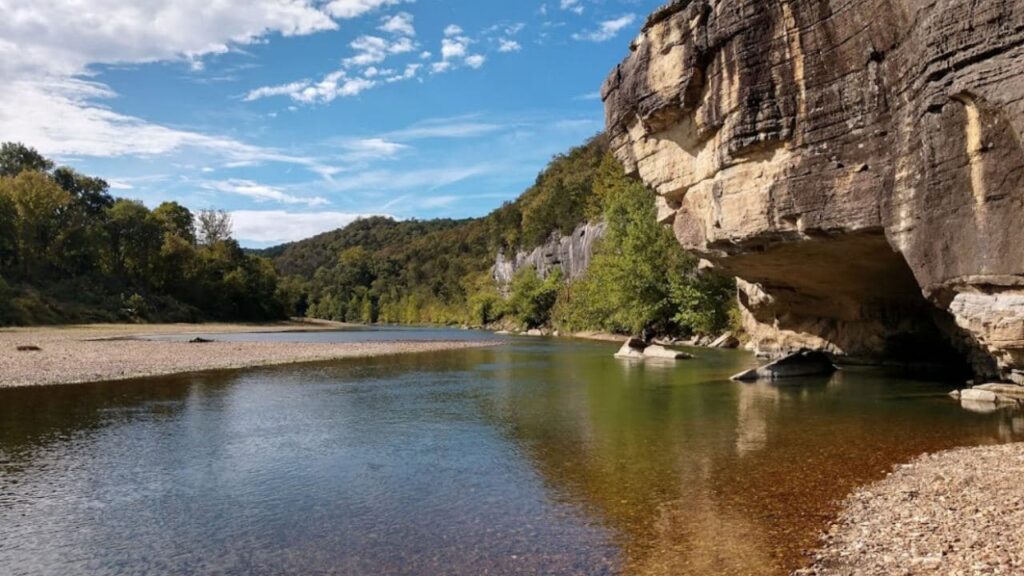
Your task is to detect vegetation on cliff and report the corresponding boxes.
[274,136,737,338]
[0,143,287,325]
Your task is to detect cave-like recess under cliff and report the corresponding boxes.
[603,0,1024,380]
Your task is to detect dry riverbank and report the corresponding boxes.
[797,441,1024,575]
[0,322,500,388]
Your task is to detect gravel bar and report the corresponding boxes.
[0,323,500,388]
[797,442,1024,575]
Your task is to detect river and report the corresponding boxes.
[1,329,1022,575]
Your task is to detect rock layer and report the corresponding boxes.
[603,0,1024,378]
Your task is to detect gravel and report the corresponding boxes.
[796,442,1024,575]
[0,323,500,388]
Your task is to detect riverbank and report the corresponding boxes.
[797,441,1024,575]
[0,323,501,388]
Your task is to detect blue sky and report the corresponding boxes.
[0,0,661,246]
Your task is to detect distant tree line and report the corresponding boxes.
[0,142,287,325]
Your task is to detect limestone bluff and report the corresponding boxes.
[603,0,1024,380]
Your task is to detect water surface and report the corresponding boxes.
[2,331,1022,575]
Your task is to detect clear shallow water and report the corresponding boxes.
[2,332,1023,576]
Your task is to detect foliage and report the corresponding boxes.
[506,268,562,329]
[0,143,287,325]
[554,154,737,337]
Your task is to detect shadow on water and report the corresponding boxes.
[1,334,1022,576]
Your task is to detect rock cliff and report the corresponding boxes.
[493,222,606,289]
[603,0,1024,379]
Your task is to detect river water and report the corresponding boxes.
[1,330,1022,575]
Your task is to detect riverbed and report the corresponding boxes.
[1,329,1022,575]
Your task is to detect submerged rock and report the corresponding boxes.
[731,351,837,381]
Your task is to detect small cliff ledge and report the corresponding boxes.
[493,222,606,288]
[603,0,1024,378]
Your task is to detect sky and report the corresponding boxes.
[0,0,662,247]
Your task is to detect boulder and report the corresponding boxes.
[959,389,1000,403]
[732,351,837,381]
[614,338,648,360]
[973,383,1024,400]
[643,344,693,360]
[709,332,740,349]
[604,0,1024,378]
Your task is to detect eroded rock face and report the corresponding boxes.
[493,222,606,288]
[603,0,1024,378]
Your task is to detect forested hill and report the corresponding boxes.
[268,134,737,337]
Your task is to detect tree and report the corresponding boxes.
[153,202,196,244]
[197,209,232,245]
[0,193,16,268]
[104,199,162,284]
[52,167,114,216]
[0,171,72,278]
[0,143,54,178]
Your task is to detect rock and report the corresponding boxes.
[189,338,214,344]
[731,351,837,381]
[948,390,962,399]
[614,338,648,360]
[973,383,1024,400]
[643,344,693,360]
[525,329,545,337]
[15,345,41,352]
[603,0,1024,378]
[709,332,740,349]
[960,388,999,403]
[493,222,606,290]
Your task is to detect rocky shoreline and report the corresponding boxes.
[0,323,500,388]
[797,441,1024,575]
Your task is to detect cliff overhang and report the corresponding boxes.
[604,0,1024,379]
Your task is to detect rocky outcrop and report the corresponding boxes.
[493,222,606,288]
[603,0,1024,379]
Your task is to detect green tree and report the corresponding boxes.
[52,167,114,216]
[0,170,72,278]
[0,143,54,177]
[153,202,196,243]
[507,268,562,329]
[104,199,162,285]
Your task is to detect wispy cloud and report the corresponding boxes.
[385,115,506,140]
[573,14,636,42]
[203,179,330,207]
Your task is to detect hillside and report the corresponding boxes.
[270,134,736,336]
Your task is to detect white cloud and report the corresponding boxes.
[498,39,522,53]
[574,91,601,101]
[232,210,389,244]
[441,37,468,60]
[443,24,464,37]
[379,12,415,36]
[0,77,334,175]
[322,0,412,20]
[385,116,504,140]
[573,14,636,42]
[560,0,584,15]
[0,0,404,169]
[338,138,408,160]
[203,179,330,207]
[465,54,486,69]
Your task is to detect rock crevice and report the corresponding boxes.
[604,0,1024,378]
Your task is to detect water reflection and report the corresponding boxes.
[1,336,1022,576]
